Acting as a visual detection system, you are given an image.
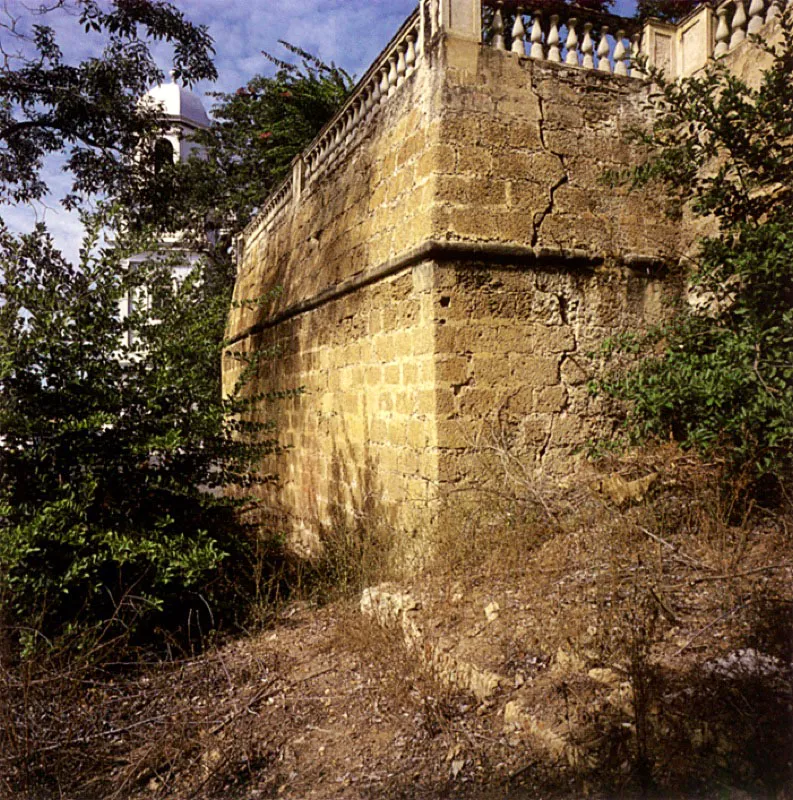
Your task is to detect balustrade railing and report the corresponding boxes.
[639,0,786,78]
[243,8,423,238]
[242,0,787,246]
[303,9,422,186]
[713,0,787,57]
[482,2,643,76]
[479,0,787,79]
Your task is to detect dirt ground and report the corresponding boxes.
[3,459,792,799]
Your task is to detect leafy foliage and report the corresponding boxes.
[0,218,281,649]
[0,0,216,208]
[600,10,793,496]
[635,0,705,22]
[0,0,354,652]
[144,42,352,240]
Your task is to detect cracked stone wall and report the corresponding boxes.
[427,260,670,492]
[431,36,680,259]
[224,34,682,552]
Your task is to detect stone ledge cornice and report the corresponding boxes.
[225,239,667,347]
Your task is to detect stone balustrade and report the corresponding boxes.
[302,9,423,186]
[713,0,786,55]
[241,0,786,247]
[481,3,643,77]
[641,0,787,77]
[243,8,423,240]
[252,175,292,236]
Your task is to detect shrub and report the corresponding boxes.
[0,220,278,652]
[598,10,793,500]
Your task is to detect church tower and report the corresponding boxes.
[118,73,211,349]
[143,70,211,167]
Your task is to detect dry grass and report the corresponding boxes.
[1,440,790,799]
[424,438,793,797]
[335,613,469,743]
[0,636,281,799]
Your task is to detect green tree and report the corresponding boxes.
[600,10,793,499]
[635,1,705,22]
[0,4,352,648]
[0,217,283,649]
[145,42,352,243]
[0,0,216,209]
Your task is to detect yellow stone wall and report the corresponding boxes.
[431,37,681,259]
[226,266,440,550]
[224,34,685,550]
[227,63,438,336]
[427,260,670,489]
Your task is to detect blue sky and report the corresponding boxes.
[1,0,638,260]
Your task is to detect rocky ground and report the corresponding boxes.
[3,458,792,799]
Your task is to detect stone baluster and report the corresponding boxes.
[530,11,544,59]
[396,44,407,87]
[365,85,377,120]
[730,0,747,47]
[565,18,580,66]
[342,108,353,145]
[406,33,417,76]
[430,0,440,37]
[347,104,358,142]
[747,0,766,31]
[548,15,562,61]
[598,25,612,72]
[379,64,390,104]
[766,0,783,20]
[511,9,526,55]
[582,22,595,68]
[334,118,343,148]
[631,32,645,77]
[492,2,506,50]
[371,74,382,109]
[360,86,370,120]
[613,30,628,76]
[387,54,398,96]
[714,5,731,55]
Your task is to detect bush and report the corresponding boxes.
[0,220,277,653]
[599,10,793,500]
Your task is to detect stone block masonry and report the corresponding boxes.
[223,0,778,555]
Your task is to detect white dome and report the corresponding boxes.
[143,73,210,129]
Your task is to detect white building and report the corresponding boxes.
[118,72,211,350]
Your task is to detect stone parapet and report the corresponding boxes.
[224,0,774,555]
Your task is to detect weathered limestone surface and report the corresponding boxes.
[227,62,438,334]
[224,31,686,551]
[228,267,440,550]
[432,37,680,259]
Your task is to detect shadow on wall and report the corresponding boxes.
[293,408,401,600]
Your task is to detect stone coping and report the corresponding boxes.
[225,238,667,347]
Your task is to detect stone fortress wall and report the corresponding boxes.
[223,0,783,553]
